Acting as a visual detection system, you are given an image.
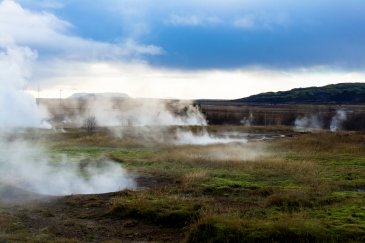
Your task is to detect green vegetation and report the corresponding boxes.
[1,128,365,242]
[187,216,335,243]
[110,192,202,227]
[236,83,365,104]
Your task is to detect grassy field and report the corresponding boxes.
[1,126,365,242]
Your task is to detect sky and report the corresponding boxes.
[1,0,365,99]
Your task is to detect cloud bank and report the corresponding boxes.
[1,0,365,100]
[0,0,162,60]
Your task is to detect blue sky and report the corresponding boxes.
[1,0,365,98]
[21,0,365,69]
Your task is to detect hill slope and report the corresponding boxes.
[235,83,365,104]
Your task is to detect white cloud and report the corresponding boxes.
[123,39,163,56]
[2,0,363,101]
[0,0,70,42]
[28,59,365,100]
[233,16,255,29]
[166,14,222,26]
[168,14,202,26]
[233,13,289,30]
[18,0,64,9]
[0,0,162,59]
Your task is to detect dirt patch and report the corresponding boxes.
[20,191,185,242]
[136,175,177,189]
[0,175,184,242]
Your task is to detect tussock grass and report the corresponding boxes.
[110,131,365,241]
[155,142,268,165]
[276,131,365,155]
[182,170,210,185]
[4,127,365,242]
[186,215,337,243]
[110,190,202,227]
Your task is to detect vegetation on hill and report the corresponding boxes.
[235,83,365,104]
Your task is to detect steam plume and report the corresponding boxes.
[173,129,247,145]
[0,138,135,195]
[0,44,135,196]
[59,95,248,145]
[294,114,323,131]
[69,96,207,128]
[0,45,49,128]
[330,109,347,132]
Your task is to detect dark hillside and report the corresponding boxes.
[235,83,365,104]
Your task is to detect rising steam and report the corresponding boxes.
[80,97,207,127]
[51,93,247,145]
[173,129,247,145]
[0,45,49,128]
[55,94,207,131]
[0,44,135,197]
[294,109,349,132]
[330,109,347,132]
[240,112,254,126]
[0,138,135,195]
[294,114,323,131]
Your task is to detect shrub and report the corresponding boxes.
[82,115,97,133]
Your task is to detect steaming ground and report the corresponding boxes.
[0,137,135,196]
[172,129,247,145]
[0,42,250,199]
[0,44,138,197]
[294,109,349,131]
[0,127,256,199]
[0,84,249,197]
[56,96,207,129]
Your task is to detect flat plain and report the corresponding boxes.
[1,126,365,242]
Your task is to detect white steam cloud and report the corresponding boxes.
[294,110,349,132]
[173,129,247,145]
[330,109,347,132]
[240,112,254,126]
[0,45,49,128]
[294,114,323,131]
[0,138,135,195]
[0,43,135,197]
[79,96,207,127]
[56,95,249,145]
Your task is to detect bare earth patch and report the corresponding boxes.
[0,175,182,242]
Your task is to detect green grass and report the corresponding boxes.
[65,131,365,241]
[2,128,365,242]
[187,215,337,243]
[110,191,202,227]
[62,130,365,241]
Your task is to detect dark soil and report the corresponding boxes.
[0,175,184,242]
